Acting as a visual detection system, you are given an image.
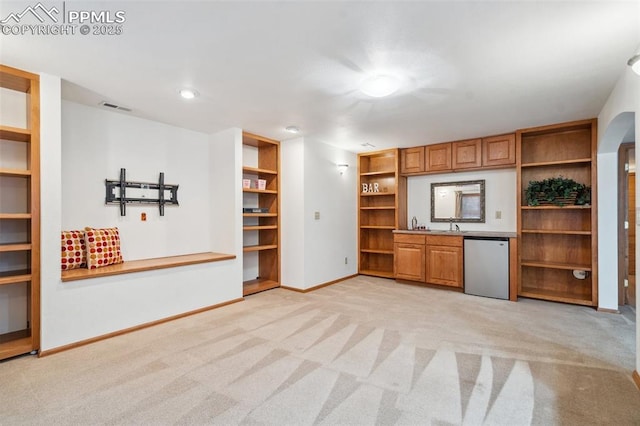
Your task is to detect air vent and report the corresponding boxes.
[100,101,132,112]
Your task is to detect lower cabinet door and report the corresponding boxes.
[425,245,463,287]
[395,243,425,282]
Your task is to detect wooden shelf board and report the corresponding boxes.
[360,170,396,176]
[0,66,37,92]
[243,225,278,231]
[521,205,591,210]
[361,225,396,230]
[242,166,277,175]
[243,278,279,296]
[0,335,33,360]
[0,125,30,142]
[0,213,31,219]
[520,158,591,168]
[0,269,31,286]
[243,213,278,218]
[520,260,592,271]
[360,192,396,197]
[359,269,395,279]
[360,249,394,255]
[61,252,235,282]
[360,207,396,210]
[243,188,278,194]
[521,230,591,235]
[0,243,31,252]
[0,168,31,177]
[243,244,278,252]
[519,289,594,306]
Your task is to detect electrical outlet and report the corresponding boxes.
[495,210,502,219]
[141,212,147,221]
[344,257,348,265]
[314,211,320,220]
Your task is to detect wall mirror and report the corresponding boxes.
[431,180,485,222]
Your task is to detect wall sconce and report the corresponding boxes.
[628,54,640,75]
[337,164,349,175]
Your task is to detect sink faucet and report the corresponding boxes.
[449,218,460,232]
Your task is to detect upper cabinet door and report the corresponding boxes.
[452,139,482,170]
[401,147,425,174]
[425,143,452,172]
[482,134,516,167]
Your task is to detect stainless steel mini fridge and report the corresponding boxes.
[464,237,509,300]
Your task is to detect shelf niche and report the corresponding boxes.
[516,118,597,306]
[241,132,280,296]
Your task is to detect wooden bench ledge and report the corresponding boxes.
[61,252,236,282]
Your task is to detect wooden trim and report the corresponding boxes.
[38,298,244,357]
[509,237,518,301]
[633,371,640,391]
[281,274,358,293]
[618,143,634,306]
[596,307,620,314]
[242,131,279,145]
[61,252,236,282]
[29,73,41,352]
[395,278,464,293]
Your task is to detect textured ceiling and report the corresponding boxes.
[1,1,638,152]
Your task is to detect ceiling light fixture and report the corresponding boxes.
[359,74,401,98]
[337,164,349,175]
[628,54,640,75]
[285,126,300,134]
[179,88,198,99]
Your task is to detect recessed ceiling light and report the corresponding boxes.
[285,126,300,134]
[179,88,198,99]
[360,74,400,98]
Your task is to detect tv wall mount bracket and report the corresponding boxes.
[105,168,179,216]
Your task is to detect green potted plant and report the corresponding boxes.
[525,176,590,206]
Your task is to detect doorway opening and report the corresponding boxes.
[619,143,636,307]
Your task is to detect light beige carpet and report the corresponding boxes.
[1,276,639,425]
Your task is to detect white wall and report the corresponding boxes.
[39,100,241,351]
[596,52,640,375]
[303,140,358,286]
[281,138,305,286]
[406,168,517,232]
[61,101,211,260]
[281,138,357,290]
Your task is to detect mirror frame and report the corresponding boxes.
[430,179,486,223]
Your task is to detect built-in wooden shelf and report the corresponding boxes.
[0,243,31,252]
[521,260,592,271]
[61,252,235,282]
[243,225,278,231]
[0,213,31,219]
[0,168,30,177]
[519,288,593,306]
[360,170,396,176]
[242,188,278,194]
[243,213,278,218]
[360,249,394,254]
[0,269,31,286]
[0,334,32,360]
[359,269,395,279]
[360,192,396,197]
[242,166,277,175]
[0,125,30,143]
[360,206,396,210]
[243,278,279,296]
[521,230,592,235]
[521,205,591,210]
[520,158,591,168]
[361,225,396,230]
[243,245,278,252]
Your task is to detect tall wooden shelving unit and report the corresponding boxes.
[358,149,406,278]
[0,65,40,359]
[242,132,280,296]
[516,119,597,306]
